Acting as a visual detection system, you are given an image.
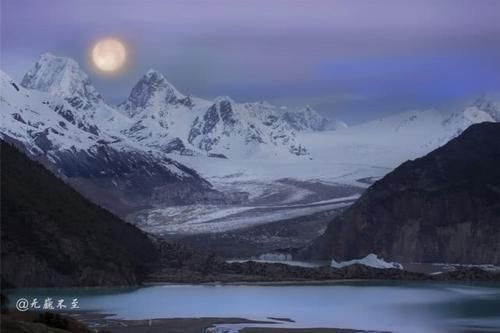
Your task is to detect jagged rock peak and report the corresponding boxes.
[21,53,102,109]
[120,69,189,116]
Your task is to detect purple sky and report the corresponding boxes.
[1,0,500,122]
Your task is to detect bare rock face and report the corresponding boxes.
[302,122,500,265]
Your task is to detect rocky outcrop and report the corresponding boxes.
[0,141,160,287]
[301,122,500,265]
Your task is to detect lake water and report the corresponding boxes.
[6,281,500,333]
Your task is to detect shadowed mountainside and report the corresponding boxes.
[0,140,159,287]
[300,122,500,265]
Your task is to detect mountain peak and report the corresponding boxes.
[21,53,102,109]
[119,70,187,117]
[143,69,168,83]
[213,96,234,104]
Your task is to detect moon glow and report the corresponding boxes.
[91,38,127,72]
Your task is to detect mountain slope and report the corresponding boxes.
[301,122,500,265]
[0,140,160,287]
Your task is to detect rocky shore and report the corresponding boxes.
[0,311,375,333]
[147,239,500,283]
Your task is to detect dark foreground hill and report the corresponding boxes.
[300,122,500,264]
[1,140,159,287]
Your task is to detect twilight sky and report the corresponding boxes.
[1,0,500,123]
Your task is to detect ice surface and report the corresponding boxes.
[331,253,404,269]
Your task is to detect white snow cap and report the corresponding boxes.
[21,53,102,106]
[119,68,186,116]
[331,253,403,270]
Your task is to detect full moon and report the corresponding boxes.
[91,38,127,72]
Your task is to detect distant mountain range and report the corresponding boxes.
[0,53,337,214]
[1,53,499,217]
[301,122,500,265]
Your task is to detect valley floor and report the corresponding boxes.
[126,124,444,257]
[128,179,362,258]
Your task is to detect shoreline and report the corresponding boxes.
[4,273,500,293]
[70,311,372,333]
[143,278,405,287]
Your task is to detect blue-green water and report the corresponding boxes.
[6,281,500,333]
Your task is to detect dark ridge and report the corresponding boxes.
[1,140,159,287]
[300,122,500,265]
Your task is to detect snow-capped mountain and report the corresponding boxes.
[0,68,216,216]
[2,53,498,218]
[117,70,207,155]
[16,54,340,161]
[21,53,102,110]
[20,53,137,138]
[0,53,336,215]
[348,102,498,150]
[119,69,194,117]
[441,96,500,138]
[118,71,318,158]
[187,97,308,157]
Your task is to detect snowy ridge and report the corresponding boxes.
[117,73,328,157]
[187,97,309,157]
[1,70,98,152]
[9,53,345,160]
[2,53,499,189]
